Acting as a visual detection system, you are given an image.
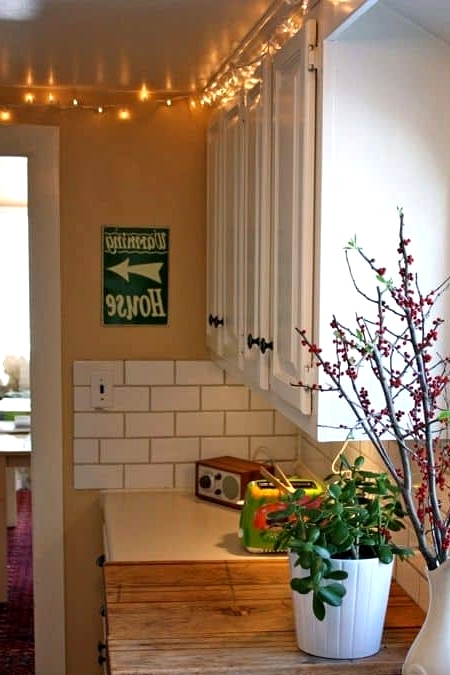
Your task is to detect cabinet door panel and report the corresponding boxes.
[242,59,272,390]
[222,101,244,367]
[271,20,316,414]
[206,113,224,356]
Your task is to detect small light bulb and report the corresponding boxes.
[72,98,79,107]
[166,98,172,107]
[0,109,11,122]
[189,98,197,110]
[139,84,150,101]
[118,108,131,120]
[97,106,104,114]
[24,92,35,104]
[48,92,55,104]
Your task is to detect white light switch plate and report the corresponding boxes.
[90,372,114,408]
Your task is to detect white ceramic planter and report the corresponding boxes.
[288,551,394,659]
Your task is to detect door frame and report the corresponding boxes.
[0,125,65,675]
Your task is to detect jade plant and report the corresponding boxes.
[267,454,413,620]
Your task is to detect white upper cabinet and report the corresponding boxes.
[207,1,450,440]
[270,19,317,415]
[206,19,318,417]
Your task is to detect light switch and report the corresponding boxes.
[90,371,114,409]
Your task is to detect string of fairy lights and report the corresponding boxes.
[0,0,343,123]
[0,84,201,122]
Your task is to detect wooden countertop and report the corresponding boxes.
[103,558,425,675]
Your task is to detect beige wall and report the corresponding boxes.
[9,101,210,675]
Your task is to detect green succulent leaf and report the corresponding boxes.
[312,593,326,621]
[325,570,348,581]
[378,545,394,564]
[317,583,346,607]
[290,577,312,595]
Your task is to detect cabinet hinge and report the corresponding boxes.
[308,43,321,72]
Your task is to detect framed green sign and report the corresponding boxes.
[102,226,169,325]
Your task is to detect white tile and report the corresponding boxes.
[125,360,174,385]
[74,385,149,412]
[152,386,200,411]
[73,439,99,463]
[250,436,298,462]
[175,462,196,490]
[250,390,273,410]
[176,411,224,436]
[73,386,91,411]
[176,360,224,385]
[73,360,123,385]
[74,464,123,490]
[100,439,149,463]
[152,437,200,462]
[225,411,273,436]
[200,437,249,459]
[74,412,124,438]
[124,463,174,489]
[201,386,249,411]
[125,412,174,437]
[274,411,299,435]
[113,387,150,411]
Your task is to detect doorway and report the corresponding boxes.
[0,126,65,675]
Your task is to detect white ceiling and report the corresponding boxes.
[0,0,277,97]
[2,0,450,102]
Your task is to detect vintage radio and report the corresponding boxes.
[195,455,267,508]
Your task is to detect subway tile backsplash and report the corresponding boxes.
[73,359,299,490]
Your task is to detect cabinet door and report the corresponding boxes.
[221,99,245,368]
[206,112,224,356]
[242,59,272,390]
[270,19,317,414]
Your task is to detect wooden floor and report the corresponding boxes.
[103,559,425,675]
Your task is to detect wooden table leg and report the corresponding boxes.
[0,454,7,602]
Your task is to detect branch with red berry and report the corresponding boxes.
[294,209,450,569]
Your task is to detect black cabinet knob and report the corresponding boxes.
[208,314,224,328]
[247,333,260,350]
[98,655,107,665]
[260,338,273,354]
[96,554,106,567]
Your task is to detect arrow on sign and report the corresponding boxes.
[108,258,163,283]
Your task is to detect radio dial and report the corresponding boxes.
[199,474,212,489]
